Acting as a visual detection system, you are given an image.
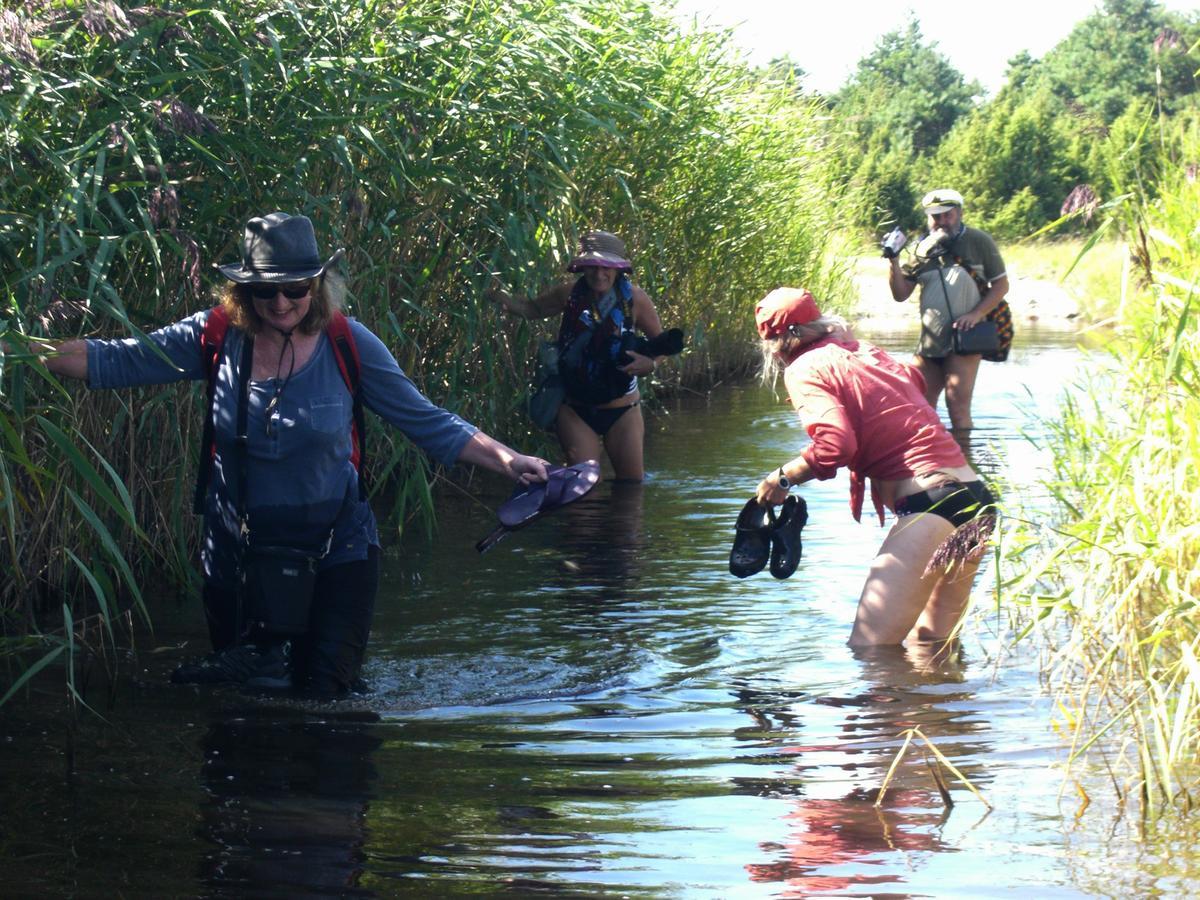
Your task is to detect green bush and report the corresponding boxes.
[926,87,1082,239]
[1005,113,1200,815]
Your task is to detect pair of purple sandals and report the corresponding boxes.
[729,496,808,579]
[476,460,601,553]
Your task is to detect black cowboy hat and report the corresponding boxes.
[217,212,345,283]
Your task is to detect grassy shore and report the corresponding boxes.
[1003,161,1200,817]
[1002,237,1129,323]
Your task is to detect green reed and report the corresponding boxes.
[0,0,850,694]
[1003,113,1200,817]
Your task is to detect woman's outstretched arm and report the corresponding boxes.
[456,431,548,485]
[486,279,571,320]
[7,338,90,380]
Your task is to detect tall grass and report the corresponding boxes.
[1004,113,1200,816]
[0,0,851,693]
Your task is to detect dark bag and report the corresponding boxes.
[528,374,565,429]
[619,327,685,364]
[239,545,319,636]
[226,335,325,638]
[527,339,565,430]
[951,253,1014,362]
[952,320,1001,356]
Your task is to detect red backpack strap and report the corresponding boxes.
[325,312,368,499]
[201,306,230,375]
[193,306,231,514]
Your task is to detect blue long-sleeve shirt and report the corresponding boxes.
[87,309,477,587]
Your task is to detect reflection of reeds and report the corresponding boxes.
[1005,119,1200,817]
[876,726,992,810]
[0,0,854,701]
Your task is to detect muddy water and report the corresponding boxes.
[0,325,1170,897]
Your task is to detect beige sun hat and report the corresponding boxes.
[566,230,632,273]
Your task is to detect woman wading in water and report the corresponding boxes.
[752,287,996,648]
[28,212,547,696]
[489,230,668,481]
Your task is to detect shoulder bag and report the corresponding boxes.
[951,252,1014,362]
[527,339,565,430]
[231,334,326,637]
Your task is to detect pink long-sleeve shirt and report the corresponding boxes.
[783,335,966,524]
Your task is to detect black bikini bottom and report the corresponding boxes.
[894,480,996,528]
[568,400,639,436]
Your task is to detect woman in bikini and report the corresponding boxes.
[751,287,996,648]
[489,230,666,481]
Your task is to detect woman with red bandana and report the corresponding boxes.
[752,287,996,648]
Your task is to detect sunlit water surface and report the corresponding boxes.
[3,325,1182,897]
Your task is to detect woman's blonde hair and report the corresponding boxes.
[217,270,346,335]
[760,313,849,384]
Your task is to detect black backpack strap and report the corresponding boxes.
[233,333,254,528]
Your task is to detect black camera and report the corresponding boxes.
[619,328,685,364]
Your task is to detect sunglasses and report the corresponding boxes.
[249,281,312,301]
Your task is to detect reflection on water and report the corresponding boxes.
[738,646,982,897]
[198,717,378,896]
[5,326,1182,897]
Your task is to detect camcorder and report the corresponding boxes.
[880,227,907,259]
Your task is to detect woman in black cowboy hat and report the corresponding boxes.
[32,212,548,696]
[488,230,669,482]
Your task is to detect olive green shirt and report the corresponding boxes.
[910,225,1005,358]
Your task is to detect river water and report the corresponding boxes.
[0,325,1176,897]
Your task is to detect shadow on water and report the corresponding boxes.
[3,325,1186,896]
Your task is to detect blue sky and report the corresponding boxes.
[667,0,1198,95]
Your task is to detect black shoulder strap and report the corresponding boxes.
[952,252,990,294]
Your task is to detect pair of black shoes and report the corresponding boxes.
[171,641,292,690]
[729,495,808,579]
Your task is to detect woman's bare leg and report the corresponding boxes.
[556,404,603,467]
[602,404,645,482]
[907,558,980,644]
[849,513,958,646]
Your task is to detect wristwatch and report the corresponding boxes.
[776,467,790,490]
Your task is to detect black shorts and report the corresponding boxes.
[894,481,996,528]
